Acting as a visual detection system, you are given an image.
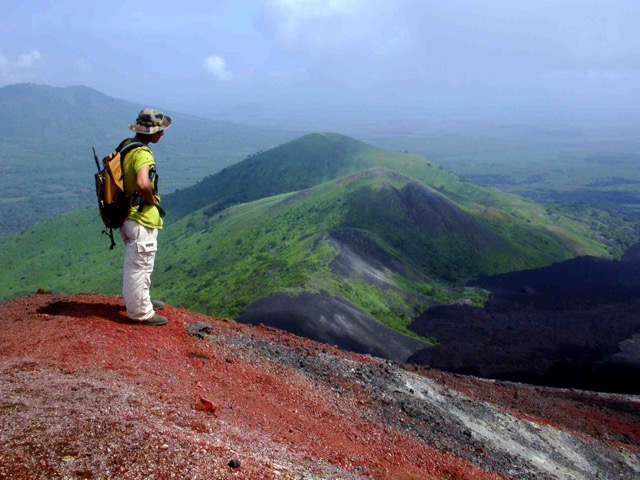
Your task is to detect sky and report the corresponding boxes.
[1,0,639,130]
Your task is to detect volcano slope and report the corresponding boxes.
[408,254,640,394]
[1,292,639,479]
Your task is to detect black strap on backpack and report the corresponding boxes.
[130,167,166,218]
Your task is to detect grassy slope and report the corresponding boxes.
[0,178,608,336]
[0,210,123,301]
[165,132,460,218]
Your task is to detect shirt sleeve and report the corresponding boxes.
[131,147,155,173]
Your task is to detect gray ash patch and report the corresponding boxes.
[235,291,428,363]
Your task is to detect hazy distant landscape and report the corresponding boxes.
[365,120,640,216]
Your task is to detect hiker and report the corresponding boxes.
[120,108,172,326]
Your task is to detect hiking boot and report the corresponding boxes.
[134,313,168,326]
[151,299,165,310]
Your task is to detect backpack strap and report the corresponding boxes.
[118,140,145,197]
[105,228,117,250]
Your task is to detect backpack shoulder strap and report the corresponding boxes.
[118,140,145,156]
[115,138,132,153]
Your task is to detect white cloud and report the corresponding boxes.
[203,55,233,81]
[16,50,41,68]
[586,69,623,83]
[0,50,42,83]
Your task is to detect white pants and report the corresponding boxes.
[120,220,158,320]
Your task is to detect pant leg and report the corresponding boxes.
[120,219,158,320]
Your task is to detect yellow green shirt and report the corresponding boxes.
[123,144,163,229]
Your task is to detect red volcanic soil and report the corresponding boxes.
[1,292,639,479]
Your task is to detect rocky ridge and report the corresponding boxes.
[1,292,639,479]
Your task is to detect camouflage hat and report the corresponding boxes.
[128,108,173,134]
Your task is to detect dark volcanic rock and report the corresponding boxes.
[408,254,640,394]
[187,321,214,339]
[236,292,428,363]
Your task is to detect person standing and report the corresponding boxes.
[120,108,172,326]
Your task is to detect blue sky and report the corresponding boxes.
[1,0,639,128]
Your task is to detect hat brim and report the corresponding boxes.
[128,117,172,134]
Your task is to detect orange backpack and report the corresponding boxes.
[93,140,144,249]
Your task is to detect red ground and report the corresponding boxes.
[1,292,639,479]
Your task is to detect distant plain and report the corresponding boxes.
[364,120,640,216]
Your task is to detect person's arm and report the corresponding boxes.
[135,166,159,207]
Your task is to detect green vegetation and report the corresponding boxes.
[164,132,461,218]
[0,210,122,300]
[166,132,617,261]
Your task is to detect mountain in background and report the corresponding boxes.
[166,132,392,217]
[0,83,135,140]
[0,83,299,234]
[0,83,298,161]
